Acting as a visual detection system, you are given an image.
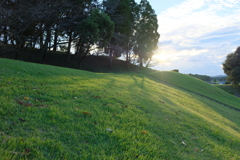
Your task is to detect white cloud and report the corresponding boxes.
[161,0,205,19]
[154,0,240,76]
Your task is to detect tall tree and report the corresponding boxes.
[74,8,114,67]
[103,0,133,68]
[133,0,160,67]
[124,0,140,65]
[223,46,240,88]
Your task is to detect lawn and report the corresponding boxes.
[0,58,240,159]
[215,84,240,97]
[145,71,240,111]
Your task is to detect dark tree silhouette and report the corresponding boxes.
[223,46,240,88]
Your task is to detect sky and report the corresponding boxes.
[135,0,240,76]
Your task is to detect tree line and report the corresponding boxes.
[0,0,160,68]
[188,74,211,82]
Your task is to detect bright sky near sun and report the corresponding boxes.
[135,0,240,76]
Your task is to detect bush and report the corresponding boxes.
[172,69,179,73]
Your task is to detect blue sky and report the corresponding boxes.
[136,0,240,76]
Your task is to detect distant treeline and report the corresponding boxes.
[188,74,211,82]
[188,74,228,84]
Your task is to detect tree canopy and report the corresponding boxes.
[133,0,160,67]
[0,0,160,68]
[222,46,240,88]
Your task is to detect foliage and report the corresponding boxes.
[102,0,134,67]
[75,9,114,64]
[133,0,160,67]
[0,58,240,159]
[189,74,211,82]
[172,69,179,73]
[0,0,160,68]
[223,46,240,88]
[0,0,114,62]
[77,9,114,46]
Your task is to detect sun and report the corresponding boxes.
[153,54,169,62]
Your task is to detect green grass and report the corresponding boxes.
[145,71,240,110]
[0,58,240,159]
[215,84,240,97]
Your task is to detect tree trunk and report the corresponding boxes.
[40,34,43,49]
[109,47,113,69]
[126,51,129,63]
[39,24,44,49]
[14,37,23,60]
[41,25,51,64]
[78,41,84,57]
[3,26,8,44]
[139,56,143,67]
[126,43,129,68]
[146,60,151,68]
[48,41,51,50]
[26,36,33,48]
[11,39,14,46]
[53,25,58,51]
[78,37,84,56]
[20,40,25,48]
[32,36,36,49]
[78,46,90,68]
[67,31,72,63]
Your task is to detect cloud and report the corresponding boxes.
[159,1,240,40]
[154,0,240,76]
[198,25,240,43]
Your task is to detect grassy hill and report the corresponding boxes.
[215,84,240,98]
[0,58,240,160]
[145,71,240,111]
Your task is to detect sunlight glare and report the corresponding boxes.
[153,54,170,62]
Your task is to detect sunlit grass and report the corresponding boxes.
[146,71,240,110]
[0,58,240,159]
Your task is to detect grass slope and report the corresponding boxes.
[215,84,240,98]
[0,58,240,160]
[146,71,240,111]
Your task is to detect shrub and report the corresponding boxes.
[172,69,179,73]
